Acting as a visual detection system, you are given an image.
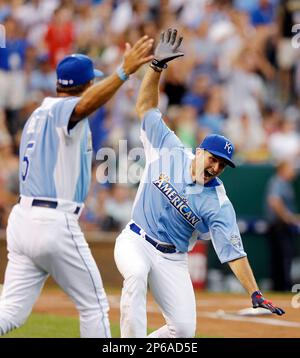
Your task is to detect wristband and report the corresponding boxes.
[116,67,129,81]
[150,63,163,73]
[151,58,168,69]
[251,290,262,298]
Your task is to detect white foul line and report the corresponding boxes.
[200,311,300,328]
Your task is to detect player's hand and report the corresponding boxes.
[152,28,184,70]
[251,291,285,316]
[122,36,154,75]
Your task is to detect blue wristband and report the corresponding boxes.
[117,67,129,81]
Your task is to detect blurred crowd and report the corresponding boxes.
[1,0,300,231]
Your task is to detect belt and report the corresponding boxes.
[18,197,81,215]
[129,223,176,254]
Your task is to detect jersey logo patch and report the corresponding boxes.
[230,234,242,249]
[153,174,201,228]
[87,133,92,152]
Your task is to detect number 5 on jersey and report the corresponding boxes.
[22,142,35,182]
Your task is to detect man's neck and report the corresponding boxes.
[57,93,72,98]
[190,159,196,183]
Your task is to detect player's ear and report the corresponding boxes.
[82,80,94,93]
[195,148,204,157]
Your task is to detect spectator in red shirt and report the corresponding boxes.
[44,5,74,68]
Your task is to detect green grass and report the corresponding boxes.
[0,313,215,338]
[1,313,120,338]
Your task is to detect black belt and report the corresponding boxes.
[18,197,81,215]
[129,223,176,254]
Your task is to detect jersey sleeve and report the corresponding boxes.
[266,178,283,200]
[52,97,81,137]
[207,201,247,264]
[140,108,183,159]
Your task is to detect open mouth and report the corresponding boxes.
[204,169,214,180]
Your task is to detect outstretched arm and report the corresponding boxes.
[136,28,184,120]
[228,256,285,315]
[136,68,161,120]
[71,36,154,122]
[228,256,259,294]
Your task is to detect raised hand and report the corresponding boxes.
[151,28,184,70]
[122,36,154,75]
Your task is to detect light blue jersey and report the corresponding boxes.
[19,97,92,203]
[132,108,247,263]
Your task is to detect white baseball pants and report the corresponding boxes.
[0,203,111,337]
[114,224,196,338]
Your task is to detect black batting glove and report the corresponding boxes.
[251,291,285,316]
[151,28,184,71]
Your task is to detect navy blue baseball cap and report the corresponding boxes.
[56,54,104,87]
[199,134,236,168]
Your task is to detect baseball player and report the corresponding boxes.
[114,29,285,338]
[0,36,154,337]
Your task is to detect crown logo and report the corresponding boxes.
[159,173,170,182]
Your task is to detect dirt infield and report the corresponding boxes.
[33,287,300,338]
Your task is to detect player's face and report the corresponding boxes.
[193,149,227,185]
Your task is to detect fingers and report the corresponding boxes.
[135,41,154,62]
[125,27,183,73]
[166,28,172,43]
[252,294,285,316]
[138,54,154,66]
[274,307,285,315]
[162,28,180,46]
[170,28,177,45]
[123,42,131,56]
[262,302,285,315]
[133,35,151,50]
[123,35,154,74]
[174,36,183,50]
[136,38,154,54]
[271,305,285,315]
[261,301,274,310]
[129,36,153,63]
[168,28,184,52]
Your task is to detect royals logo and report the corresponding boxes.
[153,174,201,227]
[224,141,232,154]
